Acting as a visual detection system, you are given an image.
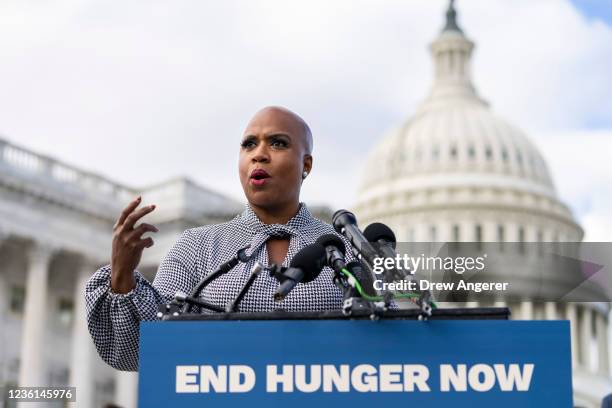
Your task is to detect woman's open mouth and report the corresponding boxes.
[249,168,271,186]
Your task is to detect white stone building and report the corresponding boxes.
[0,141,247,407]
[353,2,611,407]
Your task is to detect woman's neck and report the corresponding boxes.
[250,201,300,225]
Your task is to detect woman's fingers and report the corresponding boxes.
[134,237,154,249]
[115,196,142,229]
[123,204,156,230]
[128,223,159,241]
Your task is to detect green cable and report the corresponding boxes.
[340,268,437,309]
[340,268,383,302]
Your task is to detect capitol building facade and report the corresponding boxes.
[0,152,245,407]
[0,2,610,407]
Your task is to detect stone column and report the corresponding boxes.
[0,245,6,386]
[69,259,97,408]
[579,305,593,371]
[483,220,496,241]
[115,370,139,408]
[18,243,54,387]
[519,301,533,320]
[544,302,557,320]
[566,303,578,369]
[438,221,451,243]
[596,312,610,376]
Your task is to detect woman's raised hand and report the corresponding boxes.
[110,196,158,293]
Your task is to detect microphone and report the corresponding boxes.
[332,210,381,269]
[364,222,433,317]
[315,234,347,273]
[363,222,406,281]
[363,222,396,250]
[274,243,326,302]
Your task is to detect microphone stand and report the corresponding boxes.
[324,260,386,319]
[333,211,435,320]
[157,245,252,317]
[226,262,264,312]
[184,245,252,313]
[369,240,433,319]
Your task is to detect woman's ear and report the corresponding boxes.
[302,154,313,178]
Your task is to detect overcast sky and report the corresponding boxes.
[0,0,610,240]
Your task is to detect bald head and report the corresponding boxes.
[239,106,314,213]
[248,106,313,154]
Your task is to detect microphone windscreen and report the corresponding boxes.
[316,234,346,255]
[289,243,326,282]
[363,223,397,248]
[332,209,357,233]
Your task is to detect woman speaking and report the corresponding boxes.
[85,106,350,371]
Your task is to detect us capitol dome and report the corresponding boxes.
[353,1,611,406]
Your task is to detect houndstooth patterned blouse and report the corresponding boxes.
[85,203,352,371]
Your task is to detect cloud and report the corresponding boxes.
[535,130,612,241]
[0,0,610,230]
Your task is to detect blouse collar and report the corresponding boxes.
[239,202,313,236]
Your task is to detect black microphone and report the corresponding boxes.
[274,243,326,302]
[364,222,433,317]
[316,234,347,273]
[332,210,381,268]
[363,222,396,250]
[363,222,406,281]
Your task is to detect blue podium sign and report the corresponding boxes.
[138,320,572,407]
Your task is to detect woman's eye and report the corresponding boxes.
[241,140,256,149]
[271,140,288,148]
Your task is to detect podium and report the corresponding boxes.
[138,308,573,407]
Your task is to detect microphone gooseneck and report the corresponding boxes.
[226,262,264,312]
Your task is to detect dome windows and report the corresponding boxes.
[450,145,458,160]
[529,155,537,176]
[468,145,476,160]
[501,148,509,163]
[516,150,526,175]
[485,146,493,161]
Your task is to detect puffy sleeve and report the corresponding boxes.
[84,229,200,371]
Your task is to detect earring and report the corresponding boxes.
[302,171,308,179]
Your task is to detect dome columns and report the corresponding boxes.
[596,312,610,376]
[575,304,610,375]
[566,303,579,369]
[579,306,593,369]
